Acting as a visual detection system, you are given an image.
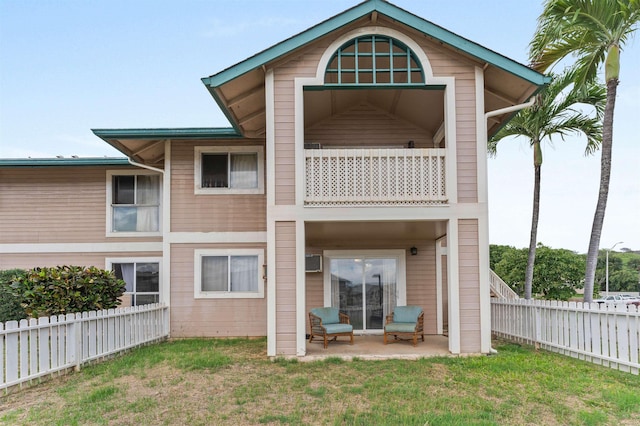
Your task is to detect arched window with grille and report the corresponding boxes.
[325,35,424,85]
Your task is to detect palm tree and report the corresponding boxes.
[489,68,604,299]
[530,0,640,302]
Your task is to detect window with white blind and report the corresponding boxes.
[194,249,264,298]
[107,171,161,236]
[194,146,264,194]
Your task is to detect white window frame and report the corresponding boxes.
[194,146,265,195]
[194,248,265,299]
[106,257,162,306]
[106,170,162,237]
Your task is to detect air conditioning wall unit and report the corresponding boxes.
[305,254,322,273]
[304,143,321,149]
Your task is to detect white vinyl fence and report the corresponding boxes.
[492,299,640,375]
[0,303,169,391]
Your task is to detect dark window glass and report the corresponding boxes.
[113,176,135,204]
[136,263,159,292]
[202,154,228,188]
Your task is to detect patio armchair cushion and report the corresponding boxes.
[323,323,353,334]
[393,305,423,323]
[384,322,418,333]
[309,307,354,349]
[310,307,340,324]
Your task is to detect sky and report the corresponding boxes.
[1,0,639,253]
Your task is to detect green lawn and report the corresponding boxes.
[1,339,638,425]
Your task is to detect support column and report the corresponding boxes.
[478,213,491,353]
[296,220,306,356]
[162,140,171,336]
[275,221,297,356]
[447,219,460,354]
[265,69,277,356]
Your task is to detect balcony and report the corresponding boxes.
[304,148,447,207]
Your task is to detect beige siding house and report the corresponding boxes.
[0,0,548,357]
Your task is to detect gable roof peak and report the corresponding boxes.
[202,0,547,90]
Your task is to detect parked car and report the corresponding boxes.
[619,294,640,302]
[593,295,625,304]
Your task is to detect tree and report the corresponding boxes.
[489,244,515,271]
[492,243,585,300]
[530,0,640,302]
[489,68,604,300]
[594,250,640,293]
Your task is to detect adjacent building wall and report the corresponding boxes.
[0,166,157,244]
[170,140,266,232]
[169,243,267,337]
[0,252,161,270]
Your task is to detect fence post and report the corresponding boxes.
[534,300,542,349]
[164,305,170,338]
[74,313,82,371]
[5,321,18,385]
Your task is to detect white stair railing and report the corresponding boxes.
[490,269,519,299]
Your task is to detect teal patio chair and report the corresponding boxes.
[309,307,354,349]
[383,305,424,346]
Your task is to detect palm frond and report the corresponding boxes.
[489,66,604,160]
[529,0,639,80]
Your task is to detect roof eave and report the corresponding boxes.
[91,127,242,140]
[0,158,131,168]
[91,127,245,165]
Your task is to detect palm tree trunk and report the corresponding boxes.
[583,78,618,303]
[524,141,542,300]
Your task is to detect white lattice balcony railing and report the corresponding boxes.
[304,148,447,206]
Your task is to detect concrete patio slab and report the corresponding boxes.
[302,334,451,361]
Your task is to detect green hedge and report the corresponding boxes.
[10,265,126,318]
[0,269,28,323]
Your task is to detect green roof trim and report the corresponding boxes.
[92,127,242,140]
[304,84,445,91]
[206,92,243,135]
[201,0,550,89]
[0,158,131,168]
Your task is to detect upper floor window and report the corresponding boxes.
[194,146,264,195]
[325,35,424,85]
[107,171,161,236]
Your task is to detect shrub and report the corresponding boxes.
[11,265,126,318]
[0,269,28,323]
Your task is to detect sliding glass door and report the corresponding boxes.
[330,257,397,332]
